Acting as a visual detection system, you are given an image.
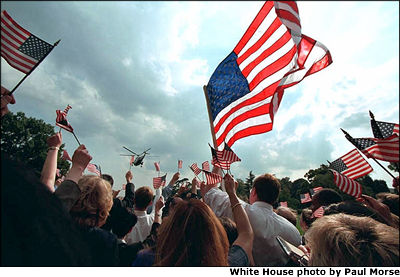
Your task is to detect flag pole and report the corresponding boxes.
[341,128,396,180]
[8,39,61,95]
[72,131,81,146]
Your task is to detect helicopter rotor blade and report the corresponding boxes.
[122,146,138,155]
[120,154,134,156]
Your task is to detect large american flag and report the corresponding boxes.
[190,163,202,176]
[1,10,54,74]
[87,163,101,176]
[205,1,332,149]
[346,134,399,163]
[371,119,399,139]
[330,169,362,198]
[153,174,167,189]
[329,149,373,180]
[56,105,74,133]
[203,170,223,185]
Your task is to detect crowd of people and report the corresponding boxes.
[1,86,399,267]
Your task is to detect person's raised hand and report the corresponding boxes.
[1,86,16,117]
[47,132,62,148]
[71,145,92,171]
[361,194,392,221]
[200,180,216,197]
[155,195,165,212]
[192,177,199,189]
[172,172,180,183]
[223,173,236,196]
[125,170,133,183]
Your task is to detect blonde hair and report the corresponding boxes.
[305,214,399,266]
[70,175,113,228]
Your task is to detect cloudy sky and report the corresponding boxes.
[2,1,399,193]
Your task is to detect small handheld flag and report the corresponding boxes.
[190,163,202,176]
[87,163,101,176]
[328,149,373,180]
[300,193,312,204]
[153,174,167,189]
[330,169,362,198]
[61,149,72,161]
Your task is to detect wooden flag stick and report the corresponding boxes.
[8,40,61,95]
[341,128,397,180]
[72,132,81,146]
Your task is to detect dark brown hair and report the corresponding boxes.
[134,186,153,210]
[253,174,280,204]
[155,199,229,266]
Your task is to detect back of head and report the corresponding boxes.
[101,174,114,187]
[300,208,316,232]
[111,207,138,239]
[276,207,297,227]
[218,216,238,246]
[376,192,399,216]
[253,174,280,205]
[311,188,342,211]
[1,153,92,266]
[155,199,229,266]
[305,214,399,266]
[134,186,153,210]
[324,200,389,226]
[70,175,113,228]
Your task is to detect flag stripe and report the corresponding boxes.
[331,169,362,198]
[275,9,301,31]
[1,36,37,64]
[0,50,31,73]
[1,10,30,38]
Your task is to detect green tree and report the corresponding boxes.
[243,171,255,199]
[1,112,70,177]
[236,178,249,203]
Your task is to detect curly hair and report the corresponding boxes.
[70,175,113,228]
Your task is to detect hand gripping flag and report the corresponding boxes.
[153,174,167,189]
[205,1,332,149]
[202,161,210,172]
[330,169,362,198]
[61,149,72,161]
[329,149,373,180]
[56,105,73,132]
[190,163,202,176]
[311,206,324,218]
[87,163,101,176]
[1,10,55,74]
[300,192,312,204]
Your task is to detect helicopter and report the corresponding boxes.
[120,146,157,167]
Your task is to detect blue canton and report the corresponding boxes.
[206,51,250,120]
[18,35,53,61]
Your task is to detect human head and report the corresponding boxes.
[304,214,399,266]
[218,216,238,246]
[299,208,315,232]
[70,175,113,228]
[276,207,297,227]
[101,174,114,187]
[250,174,280,205]
[311,188,342,212]
[376,192,399,216]
[1,153,92,265]
[134,186,153,210]
[111,207,138,239]
[324,200,389,226]
[155,199,229,266]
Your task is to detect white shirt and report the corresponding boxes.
[125,188,161,244]
[204,187,302,266]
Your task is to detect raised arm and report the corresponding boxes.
[224,173,254,265]
[162,172,180,199]
[40,132,63,192]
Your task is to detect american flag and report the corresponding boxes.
[300,192,312,204]
[61,149,72,161]
[312,206,324,218]
[87,163,101,176]
[279,201,288,207]
[1,10,54,74]
[346,134,399,163]
[309,186,323,197]
[371,119,399,139]
[153,174,167,189]
[154,162,160,172]
[202,161,210,172]
[178,160,183,169]
[129,155,135,166]
[210,143,241,170]
[330,169,362,198]
[205,1,332,149]
[329,149,373,180]
[56,105,74,133]
[203,170,223,185]
[190,163,202,176]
